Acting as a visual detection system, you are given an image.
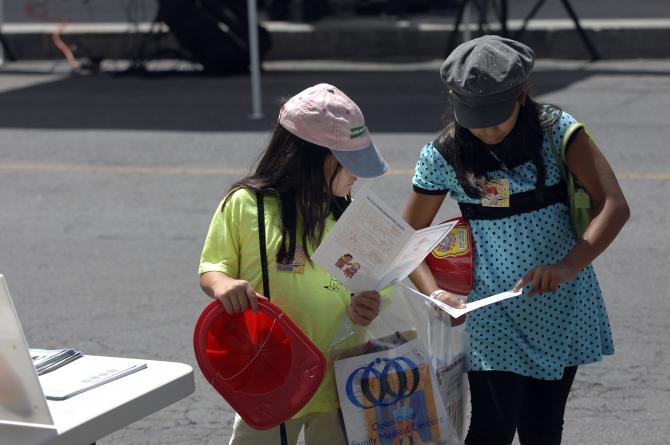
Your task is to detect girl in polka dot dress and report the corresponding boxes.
[402,36,630,445]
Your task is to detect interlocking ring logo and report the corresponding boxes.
[345,356,420,409]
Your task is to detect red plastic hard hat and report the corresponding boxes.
[425,217,474,296]
[193,298,326,429]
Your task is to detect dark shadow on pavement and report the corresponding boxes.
[0,67,668,133]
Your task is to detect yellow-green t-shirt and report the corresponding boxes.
[199,188,353,416]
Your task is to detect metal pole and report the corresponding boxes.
[246,0,263,119]
[445,0,467,57]
[560,0,600,60]
[0,0,5,66]
[463,0,471,42]
[500,0,508,37]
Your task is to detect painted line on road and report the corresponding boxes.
[617,172,670,180]
[0,162,246,175]
[0,162,668,180]
[0,162,412,176]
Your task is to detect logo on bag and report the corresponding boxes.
[431,227,470,258]
[345,356,420,408]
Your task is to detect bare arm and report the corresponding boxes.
[200,270,260,313]
[402,190,465,310]
[515,132,630,295]
[563,132,630,269]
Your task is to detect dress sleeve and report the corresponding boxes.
[198,190,245,278]
[549,110,580,155]
[412,142,453,195]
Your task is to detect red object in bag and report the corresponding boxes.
[425,217,474,296]
[193,298,326,429]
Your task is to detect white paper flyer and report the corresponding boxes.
[403,286,522,319]
[313,186,457,292]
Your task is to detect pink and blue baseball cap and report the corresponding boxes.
[278,83,389,178]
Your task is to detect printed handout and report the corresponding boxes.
[313,186,457,292]
[403,286,523,318]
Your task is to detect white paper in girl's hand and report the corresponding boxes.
[403,286,522,318]
[312,186,457,292]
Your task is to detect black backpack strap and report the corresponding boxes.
[255,191,287,445]
[279,424,288,445]
[458,183,566,220]
[256,191,271,300]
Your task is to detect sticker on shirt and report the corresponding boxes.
[334,253,361,279]
[479,178,510,207]
[431,226,470,258]
[276,245,306,274]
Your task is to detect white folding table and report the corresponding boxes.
[1,357,194,445]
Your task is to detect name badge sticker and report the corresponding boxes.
[480,178,510,208]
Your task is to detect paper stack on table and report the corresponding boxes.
[38,355,148,400]
[30,348,83,376]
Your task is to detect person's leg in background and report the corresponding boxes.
[465,370,523,445]
[516,366,578,445]
[300,0,331,22]
[267,0,331,21]
[432,0,459,14]
[303,411,347,445]
[268,0,292,20]
[229,413,303,445]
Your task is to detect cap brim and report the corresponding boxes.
[330,143,389,178]
[453,98,517,129]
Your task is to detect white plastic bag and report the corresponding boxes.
[426,303,467,440]
[330,283,466,445]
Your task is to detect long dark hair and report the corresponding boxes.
[435,97,560,199]
[224,125,349,264]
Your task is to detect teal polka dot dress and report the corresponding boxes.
[412,111,614,380]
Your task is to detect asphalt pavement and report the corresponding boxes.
[0,58,669,444]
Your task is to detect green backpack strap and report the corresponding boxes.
[548,122,590,178]
[563,123,593,209]
[549,122,592,187]
[548,121,594,237]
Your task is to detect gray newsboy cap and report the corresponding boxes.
[440,35,535,128]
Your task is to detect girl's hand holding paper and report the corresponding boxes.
[348,291,381,326]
